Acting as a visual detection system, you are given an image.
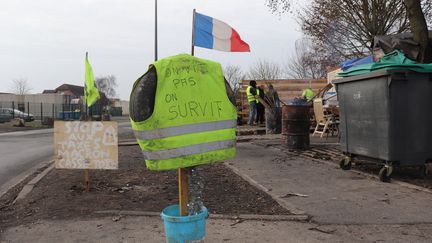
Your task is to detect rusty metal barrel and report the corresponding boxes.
[281,105,310,150]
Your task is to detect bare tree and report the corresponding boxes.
[284,38,336,79]
[223,64,245,93]
[11,78,32,95]
[95,75,118,98]
[404,0,432,63]
[248,59,283,80]
[301,0,432,58]
[266,0,291,15]
[267,0,432,59]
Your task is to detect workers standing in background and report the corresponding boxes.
[246,80,258,125]
[255,84,265,125]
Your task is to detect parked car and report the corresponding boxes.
[0,108,13,123]
[0,108,34,122]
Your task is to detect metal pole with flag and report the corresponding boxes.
[191,9,196,56]
[83,52,100,192]
[192,11,250,53]
[155,0,158,61]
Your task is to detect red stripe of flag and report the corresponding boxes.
[230,28,250,52]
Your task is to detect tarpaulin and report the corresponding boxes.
[372,31,432,61]
[338,50,432,77]
[341,56,373,71]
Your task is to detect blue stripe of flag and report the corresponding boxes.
[194,12,213,49]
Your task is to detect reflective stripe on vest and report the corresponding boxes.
[142,139,235,160]
[246,86,255,102]
[134,119,236,140]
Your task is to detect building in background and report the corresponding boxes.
[1,83,128,120]
[0,92,64,120]
[110,98,130,116]
[43,83,84,105]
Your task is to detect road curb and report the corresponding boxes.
[94,210,309,222]
[223,162,307,216]
[12,162,54,204]
[0,160,53,200]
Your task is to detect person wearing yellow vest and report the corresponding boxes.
[129,54,237,171]
[246,80,258,125]
[301,87,315,102]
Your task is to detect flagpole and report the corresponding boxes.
[154,0,158,61]
[191,9,196,56]
[84,51,90,192]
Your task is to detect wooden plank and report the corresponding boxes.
[256,96,272,109]
[240,82,327,88]
[178,168,189,216]
[241,79,326,85]
[238,79,328,120]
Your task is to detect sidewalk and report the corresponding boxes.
[223,141,432,240]
[2,215,432,243]
[227,142,432,225]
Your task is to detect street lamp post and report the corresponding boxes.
[155,0,158,61]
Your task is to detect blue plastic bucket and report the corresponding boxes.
[160,204,208,243]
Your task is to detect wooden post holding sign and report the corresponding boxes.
[178,168,189,216]
[174,8,197,216]
[54,121,119,192]
[84,169,90,192]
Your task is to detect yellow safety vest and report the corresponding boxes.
[130,54,237,171]
[246,86,256,102]
[256,88,261,104]
[302,88,315,102]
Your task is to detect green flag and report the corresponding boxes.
[84,52,100,107]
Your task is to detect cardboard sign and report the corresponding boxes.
[54,121,118,169]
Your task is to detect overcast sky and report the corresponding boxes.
[0,0,303,100]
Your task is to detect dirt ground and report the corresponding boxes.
[0,133,289,230]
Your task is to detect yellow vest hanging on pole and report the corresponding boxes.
[130,54,237,171]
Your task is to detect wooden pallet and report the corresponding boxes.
[237,79,328,122]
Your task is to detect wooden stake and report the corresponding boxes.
[178,168,189,216]
[84,169,90,192]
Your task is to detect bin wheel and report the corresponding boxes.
[419,165,429,179]
[379,167,392,182]
[339,157,352,170]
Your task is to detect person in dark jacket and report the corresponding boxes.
[255,84,265,125]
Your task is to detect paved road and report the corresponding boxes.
[0,129,53,193]
[0,120,132,195]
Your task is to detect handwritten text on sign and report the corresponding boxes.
[54,121,118,169]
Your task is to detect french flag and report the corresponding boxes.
[193,12,250,52]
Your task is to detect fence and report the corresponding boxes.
[0,101,103,121]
